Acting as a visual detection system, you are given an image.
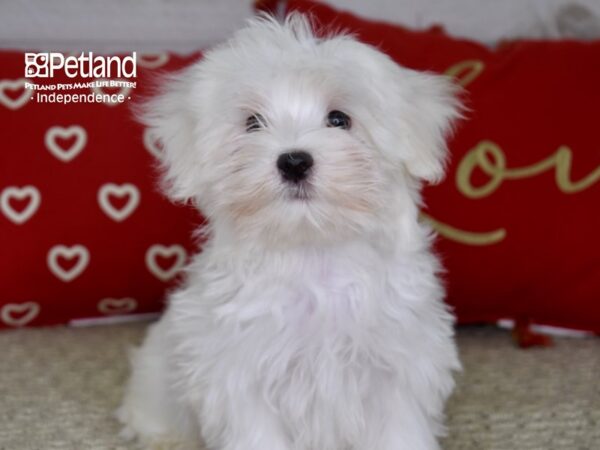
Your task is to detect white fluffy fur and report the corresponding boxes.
[118,13,461,450]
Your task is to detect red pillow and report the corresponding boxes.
[287,0,600,334]
[0,51,203,328]
[3,5,599,336]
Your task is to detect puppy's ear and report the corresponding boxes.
[368,54,463,184]
[398,71,462,183]
[137,66,206,202]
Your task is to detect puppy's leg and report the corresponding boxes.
[206,394,290,450]
[378,409,440,450]
[377,418,440,450]
[117,319,197,450]
[366,391,440,450]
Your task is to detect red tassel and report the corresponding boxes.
[512,318,554,348]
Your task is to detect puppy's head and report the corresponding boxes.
[142,14,461,245]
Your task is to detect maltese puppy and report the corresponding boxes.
[118,13,461,450]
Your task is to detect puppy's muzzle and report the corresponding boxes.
[277,151,313,183]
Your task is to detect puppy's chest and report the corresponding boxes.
[226,248,394,335]
[178,244,413,379]
[177,248,419,418]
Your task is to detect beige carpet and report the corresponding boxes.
[1,323,598,450]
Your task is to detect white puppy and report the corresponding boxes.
[118,13,461,450]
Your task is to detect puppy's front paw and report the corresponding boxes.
[116,406,198,450]
[142,438,198,450]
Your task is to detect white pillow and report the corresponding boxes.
[323,0,600,44]
[0,0,255,53]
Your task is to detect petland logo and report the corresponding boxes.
[23,52,138,105]
[25,52,137,78]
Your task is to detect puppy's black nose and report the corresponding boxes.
[277,151,314,183]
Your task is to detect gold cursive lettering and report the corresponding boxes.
[457,140,600,199]
[444,60,485,87]
[423,61,599,246]
[421,213,506,246]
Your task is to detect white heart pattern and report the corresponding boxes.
[91,78,132,107]
[0,185,41,224]
[1,302,40,327]
[98,183,140,222]
[137,53,169,69]
[98,297,137,315]
[143,128,163,158]
[145,244,187,281]
[47,245,90,282]
[0,78,32,110]
[45,125,87,162]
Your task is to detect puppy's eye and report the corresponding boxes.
[246,114,264,132]
[326,110,351,130]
